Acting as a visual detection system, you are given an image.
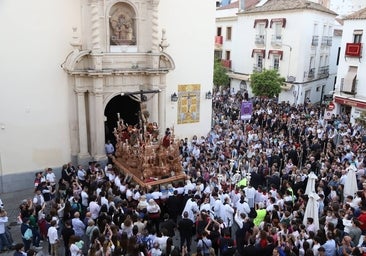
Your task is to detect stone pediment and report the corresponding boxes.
[62,51,175,76]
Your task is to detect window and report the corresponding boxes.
[273,55,280,70]
[274,23,282,40]
[226,27,232,40]
[258,23,265,35]
[226,50,231,60]
[257,54,263,68]
[319,56,323,69]
[316,86,320,92]
[217,27,222,36]
[353,30,363,43]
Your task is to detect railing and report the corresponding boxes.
[271,34,282,45]
[269,65,279,71]
[312,36,319,46]
[215,36,223,45]
[253,65,263,72]
[318,65,329,78]
[255,34,265,44]
[341,78,358,95]
[321,36,328,46]
[327,37,332,46]
[308,68,315,78]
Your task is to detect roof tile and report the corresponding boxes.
[243,0,337,15]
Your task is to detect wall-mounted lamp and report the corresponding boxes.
[171,92,178,102]
[205,91,212,99]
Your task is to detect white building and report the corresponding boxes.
[224,0,338,106]
[333,8,366,123]
[0,0,215,192]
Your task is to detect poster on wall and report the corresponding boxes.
[177,84,200,124]
[240,101,253,120]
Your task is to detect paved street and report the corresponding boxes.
[1,187,53,256]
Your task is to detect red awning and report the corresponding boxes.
[270,18,286,28]
[253,19,269,28]
[268,50,283,60]
[251,49,266,58]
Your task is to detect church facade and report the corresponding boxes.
[0,0,215,192]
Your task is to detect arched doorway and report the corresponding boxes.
[104,95,140,143]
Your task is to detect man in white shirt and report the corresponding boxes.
[89,195,101,221]
[45,168,56,188]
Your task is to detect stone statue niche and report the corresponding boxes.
[109,3,136,45]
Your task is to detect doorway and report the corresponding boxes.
[104,95,140,143]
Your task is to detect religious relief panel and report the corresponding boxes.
[109,3,136,45]
[177,84,200,124]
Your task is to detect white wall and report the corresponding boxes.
[0,0,81,175]
[159,0,216,140]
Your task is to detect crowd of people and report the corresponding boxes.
[2,88,366,256]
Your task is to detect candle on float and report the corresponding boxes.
[117,113,120,119]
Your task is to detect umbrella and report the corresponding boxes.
[343,165,358,199]
[305,171,317,195]
[303,192,320,231]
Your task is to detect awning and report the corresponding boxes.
[281,83,293,91]
[227,72,250,81]
[270,18,286,28]
[253,19,269,28]
[268,50,283,60]
[251,49,266,58]
[343,67,357,92]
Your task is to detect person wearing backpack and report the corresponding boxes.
[197,231,212,256]
[20,217,33,252]
[219,228,236,256]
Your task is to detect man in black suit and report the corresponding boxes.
[242,237,260,256]
[165,190,181,223]
[177,211,194,252]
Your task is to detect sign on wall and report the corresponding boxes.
[178,84,201,124]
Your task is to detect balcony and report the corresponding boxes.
[255,34,265,45]
[253,65,263,72]
[221,59,231,69]
[341,78,358,95]
[215,36,223,45]
[345,43,362,57]
[318,65,329,78]
[308,68,315,78]
[271,34,282,45]
[327,37,332,46]
[312,36,319,46]
[269,65,279,71]
[321,36,329,46]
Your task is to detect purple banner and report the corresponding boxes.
[240,101,253,120]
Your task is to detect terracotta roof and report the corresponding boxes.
[217,0,260,10]
[343,7,366,20]
[243,0,337,15]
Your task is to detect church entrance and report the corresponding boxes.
[104,95,140,144]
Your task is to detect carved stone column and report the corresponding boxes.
[93,91,106,161]
[151,0,160,53]
[75,89,90,163]
[92,76,107,162]
[90,0,101,52]
[158,87,166,134]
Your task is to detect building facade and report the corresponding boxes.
[0,0,215,192]
[333,8,366,123]
[222,0,338,105]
